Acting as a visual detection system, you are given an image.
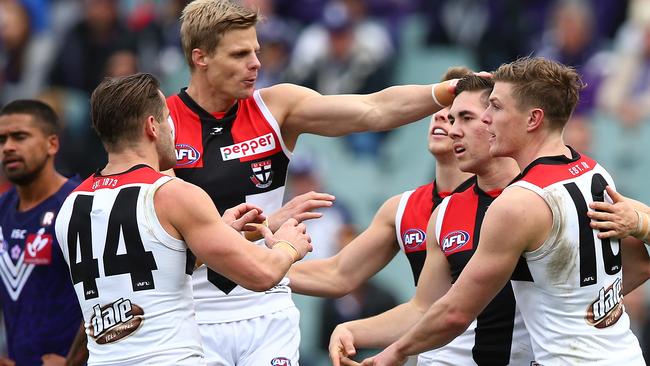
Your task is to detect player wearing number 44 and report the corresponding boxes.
[54,73,313,365]
[351,58,648,366]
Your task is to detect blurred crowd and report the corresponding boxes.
[3,0,650,363]
[1,0,649,171]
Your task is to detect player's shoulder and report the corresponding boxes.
[490,186,548,223]
[260,83,319,104]
[154,178,209,210]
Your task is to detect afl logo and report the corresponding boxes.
[403,228,426,250]
[441,230,470,253]
[175,144,200,166]
[271,357,291,366]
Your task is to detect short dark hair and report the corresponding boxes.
[90,73,164,152]
[0,100,60,135]
[493,57,585,129]
[455,75,494,106]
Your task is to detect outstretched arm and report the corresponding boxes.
[262,82,456,148]
[329,207,453,366]
[289,195,401,297]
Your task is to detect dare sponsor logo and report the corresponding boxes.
[585,278,624,329]
[175,144,201,166]
[271,357,291,366]
[24,228,52,265]
[89,298,144,344]
[221,133,275,161]
[402,228,426,250]
[441,230,470,254]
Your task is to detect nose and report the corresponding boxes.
[449,121,462,139]
[433,107,449,123]
[481,108,491,125]
[1,138,15,153]
[250,53,261,70]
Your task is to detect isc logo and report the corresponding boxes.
[403,228,426,250]
[441,230,470,253]
[175,144,201,166]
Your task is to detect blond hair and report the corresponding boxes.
[180,0,259,69]
[493,57,585,130]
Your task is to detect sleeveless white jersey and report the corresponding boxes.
[54,165,203,365]
[509,150,644,365]
[169,90,294,323]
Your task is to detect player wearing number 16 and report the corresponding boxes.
[54,73,312,365]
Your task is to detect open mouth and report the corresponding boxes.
[431,127,448,136]
[453,144,466,154]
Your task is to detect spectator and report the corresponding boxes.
[598,0,650,128]
[48,0,135,95]
[0,0,56,105]
[288,1,395,159]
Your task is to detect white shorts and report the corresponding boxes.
[198,306,300,366]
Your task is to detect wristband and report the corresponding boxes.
[634,210,650,242]
[273,240,299,262]
[432,81,456,108]
[431,83,444,108]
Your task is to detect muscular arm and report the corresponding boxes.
[262,82,454,149]
[388,189,549,357]
[156,180,301,291]
[289,195,401,297]
[330,207,453,362]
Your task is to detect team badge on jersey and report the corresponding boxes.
[441,230,471,254]
[271,357,291,366]
[250,160,273,189]
[402,228,426,250]
[175,143,201,166]
[24,228,52,265]
[89,298,144,344]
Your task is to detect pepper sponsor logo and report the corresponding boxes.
[221,133,275,161]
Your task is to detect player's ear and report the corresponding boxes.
[46,134,59,155]
[192,48,208,70]
[526,108,544,132]
[144,115,157,139]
